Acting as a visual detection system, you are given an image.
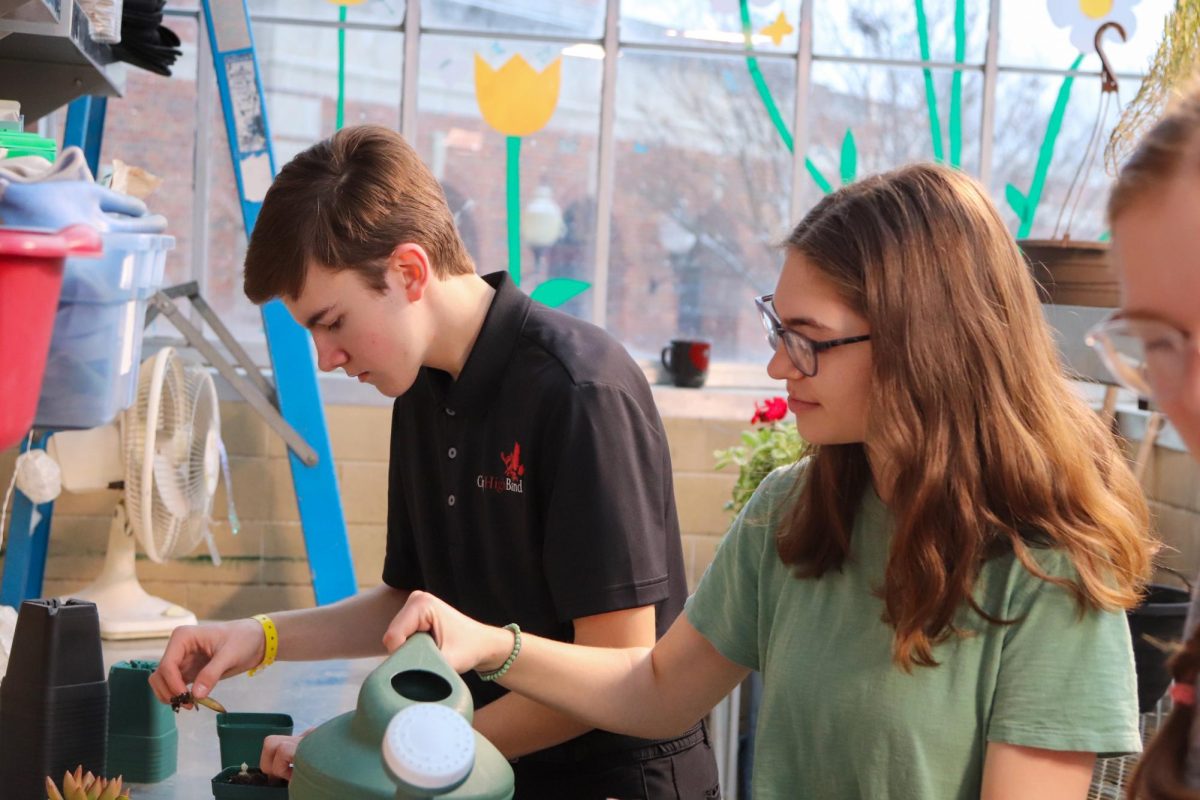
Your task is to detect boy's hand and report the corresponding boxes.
[149,618,266,704]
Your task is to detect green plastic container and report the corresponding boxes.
[107,660,178,783]
[216,713,294,771]
[0,130,56,161]
[290,633,514,800]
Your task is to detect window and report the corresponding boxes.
[124,0,1175,374]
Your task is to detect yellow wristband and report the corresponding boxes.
[248,613,278,677]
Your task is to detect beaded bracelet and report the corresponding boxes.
[477,623,521,682]
[248,613,278,677]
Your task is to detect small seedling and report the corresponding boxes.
[168,690,227,714]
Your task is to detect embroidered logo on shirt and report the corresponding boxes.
[477,442,525,494]
[501,442,525,481]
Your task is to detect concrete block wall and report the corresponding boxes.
[0,396,748,619]
[2,400,1198,619]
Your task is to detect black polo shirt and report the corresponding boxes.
[383,271,688,718]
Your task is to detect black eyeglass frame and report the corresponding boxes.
[755,294,871,377]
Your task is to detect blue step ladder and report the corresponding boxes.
[1,0,357,609]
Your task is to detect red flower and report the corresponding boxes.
[751,397,788,424]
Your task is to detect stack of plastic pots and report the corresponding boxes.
[33,231,174,429]
[0,599,109,800]
[0,225,102,452]
[107,659,178,783]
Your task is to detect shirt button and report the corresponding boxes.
[448,495,456,507]
[448,447,457,459]
[445,408,456,416]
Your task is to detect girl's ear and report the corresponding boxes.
[388,243,432,302]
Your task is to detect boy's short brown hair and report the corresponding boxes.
[243,125,474,304]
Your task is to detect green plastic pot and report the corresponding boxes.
[216,713,294,771]
[107,659,178,783]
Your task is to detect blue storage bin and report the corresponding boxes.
[34,233,174,429]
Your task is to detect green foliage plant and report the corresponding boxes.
[714,397,806,515]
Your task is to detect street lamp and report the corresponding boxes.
[523,184,565,284]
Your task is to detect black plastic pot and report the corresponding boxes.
[0,598,108,800]
[1128,584,1191,713]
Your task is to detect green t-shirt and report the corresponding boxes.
[686,462,1140,800]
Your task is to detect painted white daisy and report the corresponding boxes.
[1047,0,1140,55]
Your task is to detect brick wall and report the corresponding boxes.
[2,401,1198,619]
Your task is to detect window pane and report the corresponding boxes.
[248,0,405,25]
[813,0,987,63]
[622,0,802,54]
[608,51,795,363]
[998,0,1173,73]
[800,62,983,212]
[204,24,403,341]
[100,15,200,288]
[425,0,605,39]
[416,35,602,318]
[254,22,402,163]
[990,72,1136,241]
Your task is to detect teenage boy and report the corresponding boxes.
[149,125,719,799]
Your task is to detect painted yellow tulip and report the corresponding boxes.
[474,54,562,137]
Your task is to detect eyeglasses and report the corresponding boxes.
[1085,313,1196,400]
[754,294,871,377]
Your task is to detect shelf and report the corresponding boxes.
[0,0,124,122]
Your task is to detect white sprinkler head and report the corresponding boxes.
[382,703,475,793]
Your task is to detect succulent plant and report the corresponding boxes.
[45,765,131,800]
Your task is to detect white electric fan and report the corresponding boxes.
[43,346,226,639]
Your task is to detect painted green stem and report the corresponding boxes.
[1018,53,1085,238]
[949,0,965,167]
[336,6,347,130]
[506,135,522,286]
[914,0,944,163]
[738,0,833,194]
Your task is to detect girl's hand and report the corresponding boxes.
[382,591,514,674]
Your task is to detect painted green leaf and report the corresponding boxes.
[530,278,590,307]
[1017,53,1085,238]
[840,129,857,186]
[1098,230,1111,242]
[1005,184,1028,220]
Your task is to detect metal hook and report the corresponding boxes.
[1094,21,1127,94]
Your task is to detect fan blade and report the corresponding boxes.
[152,453,193,522]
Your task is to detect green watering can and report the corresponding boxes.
[289,633,514,799]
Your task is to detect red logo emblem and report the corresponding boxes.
[501,442,525,481]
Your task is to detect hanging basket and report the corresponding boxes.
[1019,239,1119,308]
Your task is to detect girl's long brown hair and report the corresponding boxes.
[777,163,1155,669]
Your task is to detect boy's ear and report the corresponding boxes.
[389,243,432,302]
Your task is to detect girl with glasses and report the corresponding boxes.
[1107,83,1200,800]
[385,163,1155,799]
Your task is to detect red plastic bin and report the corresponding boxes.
[0,226,102,451]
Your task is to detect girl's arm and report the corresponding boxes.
[384,590,751,740]
[980,742,1095,800]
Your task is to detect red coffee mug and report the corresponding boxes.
[661,340,710,388]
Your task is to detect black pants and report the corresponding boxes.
[511,721,721,800]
